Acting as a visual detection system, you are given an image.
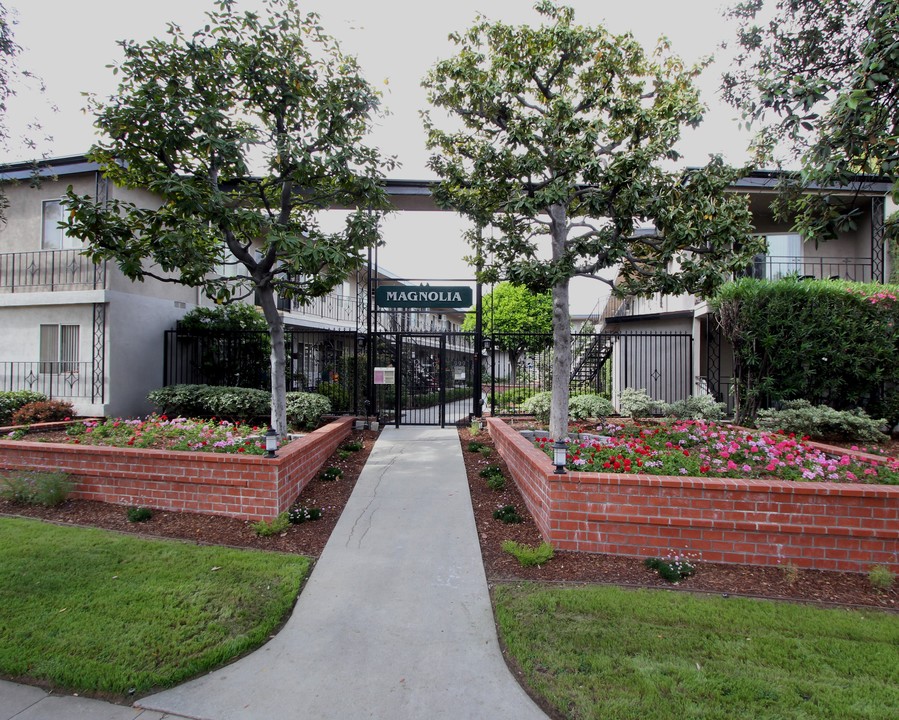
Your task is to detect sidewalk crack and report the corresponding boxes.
[346,449,400,549]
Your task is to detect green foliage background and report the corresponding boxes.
[713,278,899,420]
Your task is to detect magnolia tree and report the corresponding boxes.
[423,1,759,440]
[723,0,898,244]
[65,0,393,436]
[461,281,552,374]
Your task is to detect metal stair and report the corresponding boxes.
[569,294,632,390]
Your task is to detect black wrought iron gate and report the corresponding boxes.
[373,332,479,427]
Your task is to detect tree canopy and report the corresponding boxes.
[723,0,898,242]
[461,282,553,371]
[64,0,393,435]
[423,1,758,439]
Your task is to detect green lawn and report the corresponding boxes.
[0,517,309,697]
[494,583,899,720]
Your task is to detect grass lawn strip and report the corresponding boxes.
[0,517,309,698]
[495,584,899,720]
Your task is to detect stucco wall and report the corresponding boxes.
[0,175,96,253]
[105,290,197,417]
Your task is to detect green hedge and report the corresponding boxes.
[713,278,899,421]
[148,385,332,429]
[147,385,270,421]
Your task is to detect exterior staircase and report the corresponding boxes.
[569,293,632,390]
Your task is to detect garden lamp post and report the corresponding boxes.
[553,439,567,474]
[265,429,279,459]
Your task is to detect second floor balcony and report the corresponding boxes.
[749,255,873,283]
[0,249,106,293]
[277,292,358,325]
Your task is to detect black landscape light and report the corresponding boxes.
[265,429,279,459]
[553,439,568,474]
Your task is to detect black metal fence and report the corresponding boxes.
[164,328,364,414]
[485,331,693,415]
[164,328,693,422]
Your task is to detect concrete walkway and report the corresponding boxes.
[1,426,547,719]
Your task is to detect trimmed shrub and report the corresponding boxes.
[663,393,726,421]
[713,278,899,421]
[147,384,270,420]
[202,387,270,419]
[10,400,75,425]
[127,507,153,523]
[754,400,887,443]
[286,391,331,429]
[520,391,552,423]
[569,394,615,420]
[147,385,209,416]
[618,388,655,418]
[0,391,48,425]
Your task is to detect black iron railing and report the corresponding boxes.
[0,361,94,399]
[0,250,106,292]
[164,328,364,414]
[280,293,357,324]
[163,328,695,422]
[749,255,872,282]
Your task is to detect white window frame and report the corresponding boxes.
[40,324,80,374]
[41,199,82,251]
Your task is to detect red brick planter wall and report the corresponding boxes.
[488,418,899,573]
[0,417,353,521]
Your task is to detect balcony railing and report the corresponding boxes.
[0,250,106,292]
[0,361,95,400]
[279,293,358,324]
[749,255,872,282]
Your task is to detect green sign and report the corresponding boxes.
[375,285,473,309]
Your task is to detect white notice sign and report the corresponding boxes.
[374,367,396,385]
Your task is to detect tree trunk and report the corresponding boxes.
[256,284,289,438]
[548,204,571,441]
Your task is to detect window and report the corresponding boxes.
[40,324,79,373]
[753,233,803,280]
[41,200,82,250]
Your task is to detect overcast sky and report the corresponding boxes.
[3,0,754,313]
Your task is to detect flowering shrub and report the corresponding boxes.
[8,414,276,454]
[10,400,75,425]
[535,420,899,485]
[287,505,323,524]
[0,391,48,425]
[645,552,698,583]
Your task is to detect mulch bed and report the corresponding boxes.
[1,424,896,610]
